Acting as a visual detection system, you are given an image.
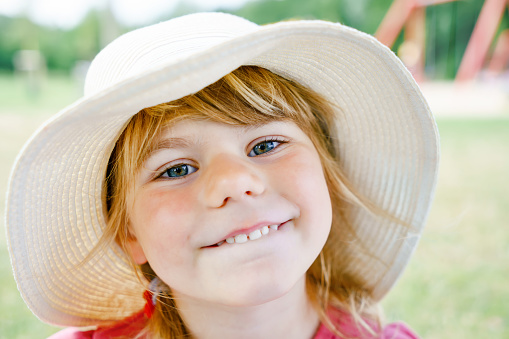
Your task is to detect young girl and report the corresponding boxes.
[6,13,439,339]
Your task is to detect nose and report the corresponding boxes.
[201,154,265,208]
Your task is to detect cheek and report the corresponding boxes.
[131,188,196,264]
[148,188,195,215]
[135,187,195,222]
[279,149,333,242]
[280,150,332,208]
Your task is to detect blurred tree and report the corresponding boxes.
[233,0,343,24]
[231,0,503,80]
[0,0,505,79]
[72,11,102,61]
[0,16,19,70]
[0,16,39,70]
[38,28,76,71]
[426,0,508,79]
[231,0,393,33]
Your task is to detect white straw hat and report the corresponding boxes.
[6,12,439,327]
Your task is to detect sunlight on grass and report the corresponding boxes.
[0,71,81,115]
[383,119,509,338]
[0,72,80,338]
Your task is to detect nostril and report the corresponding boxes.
[220,197,229,207]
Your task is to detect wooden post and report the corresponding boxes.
[488,29,509,74]
[402,7,427,81]
[375,0,417,47]
[375,0,457,81]
[456,0,508,81]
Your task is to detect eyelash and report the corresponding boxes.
[157,163,198,180]
[155,136,288,180]
[248,137,287,157]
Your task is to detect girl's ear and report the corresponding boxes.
[128,236,148,265]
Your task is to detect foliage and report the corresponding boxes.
[0,0,506,79]
[232,0,387,33]
[231,0,507,80]
[0,10,117,72]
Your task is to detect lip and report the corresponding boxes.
[202,220,290,248]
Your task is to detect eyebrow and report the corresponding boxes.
[145,123,275,160]
[146,137,195,159]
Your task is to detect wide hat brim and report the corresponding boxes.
[6,13,439,327]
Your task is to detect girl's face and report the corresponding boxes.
[128,119,332,307]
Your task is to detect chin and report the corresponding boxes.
[215,271,304,308]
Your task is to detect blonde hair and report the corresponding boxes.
[103,66,382,338]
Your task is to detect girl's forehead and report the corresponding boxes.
[146,120,301,158]
[159,119,294,138]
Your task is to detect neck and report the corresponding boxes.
[174,276,320,339]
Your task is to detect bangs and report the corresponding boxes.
[150,66,311,126]
[121,66,338,175]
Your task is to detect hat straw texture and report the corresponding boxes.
[6,12,439,326]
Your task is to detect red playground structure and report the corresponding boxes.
[376,0,509,81]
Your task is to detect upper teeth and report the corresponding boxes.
[221,224,279,246]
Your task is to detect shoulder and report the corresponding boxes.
[313,309,419,339]
[47,327,94,339]
[314,321,419,339]
[380,322,419,339]
[46,311,147,339]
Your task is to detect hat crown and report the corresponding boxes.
[84,12,258,97]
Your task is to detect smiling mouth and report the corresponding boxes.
[204,222,286,248]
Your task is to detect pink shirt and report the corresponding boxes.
[49,309,419,339]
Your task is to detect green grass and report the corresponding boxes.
[0,70,80,115]
[1,73,508,338]
[382,119,509,338]
[0,72,76,338]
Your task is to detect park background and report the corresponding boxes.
[1,0,508,337]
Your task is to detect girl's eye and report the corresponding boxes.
[248,139,283,157]
[160,164,197,179]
